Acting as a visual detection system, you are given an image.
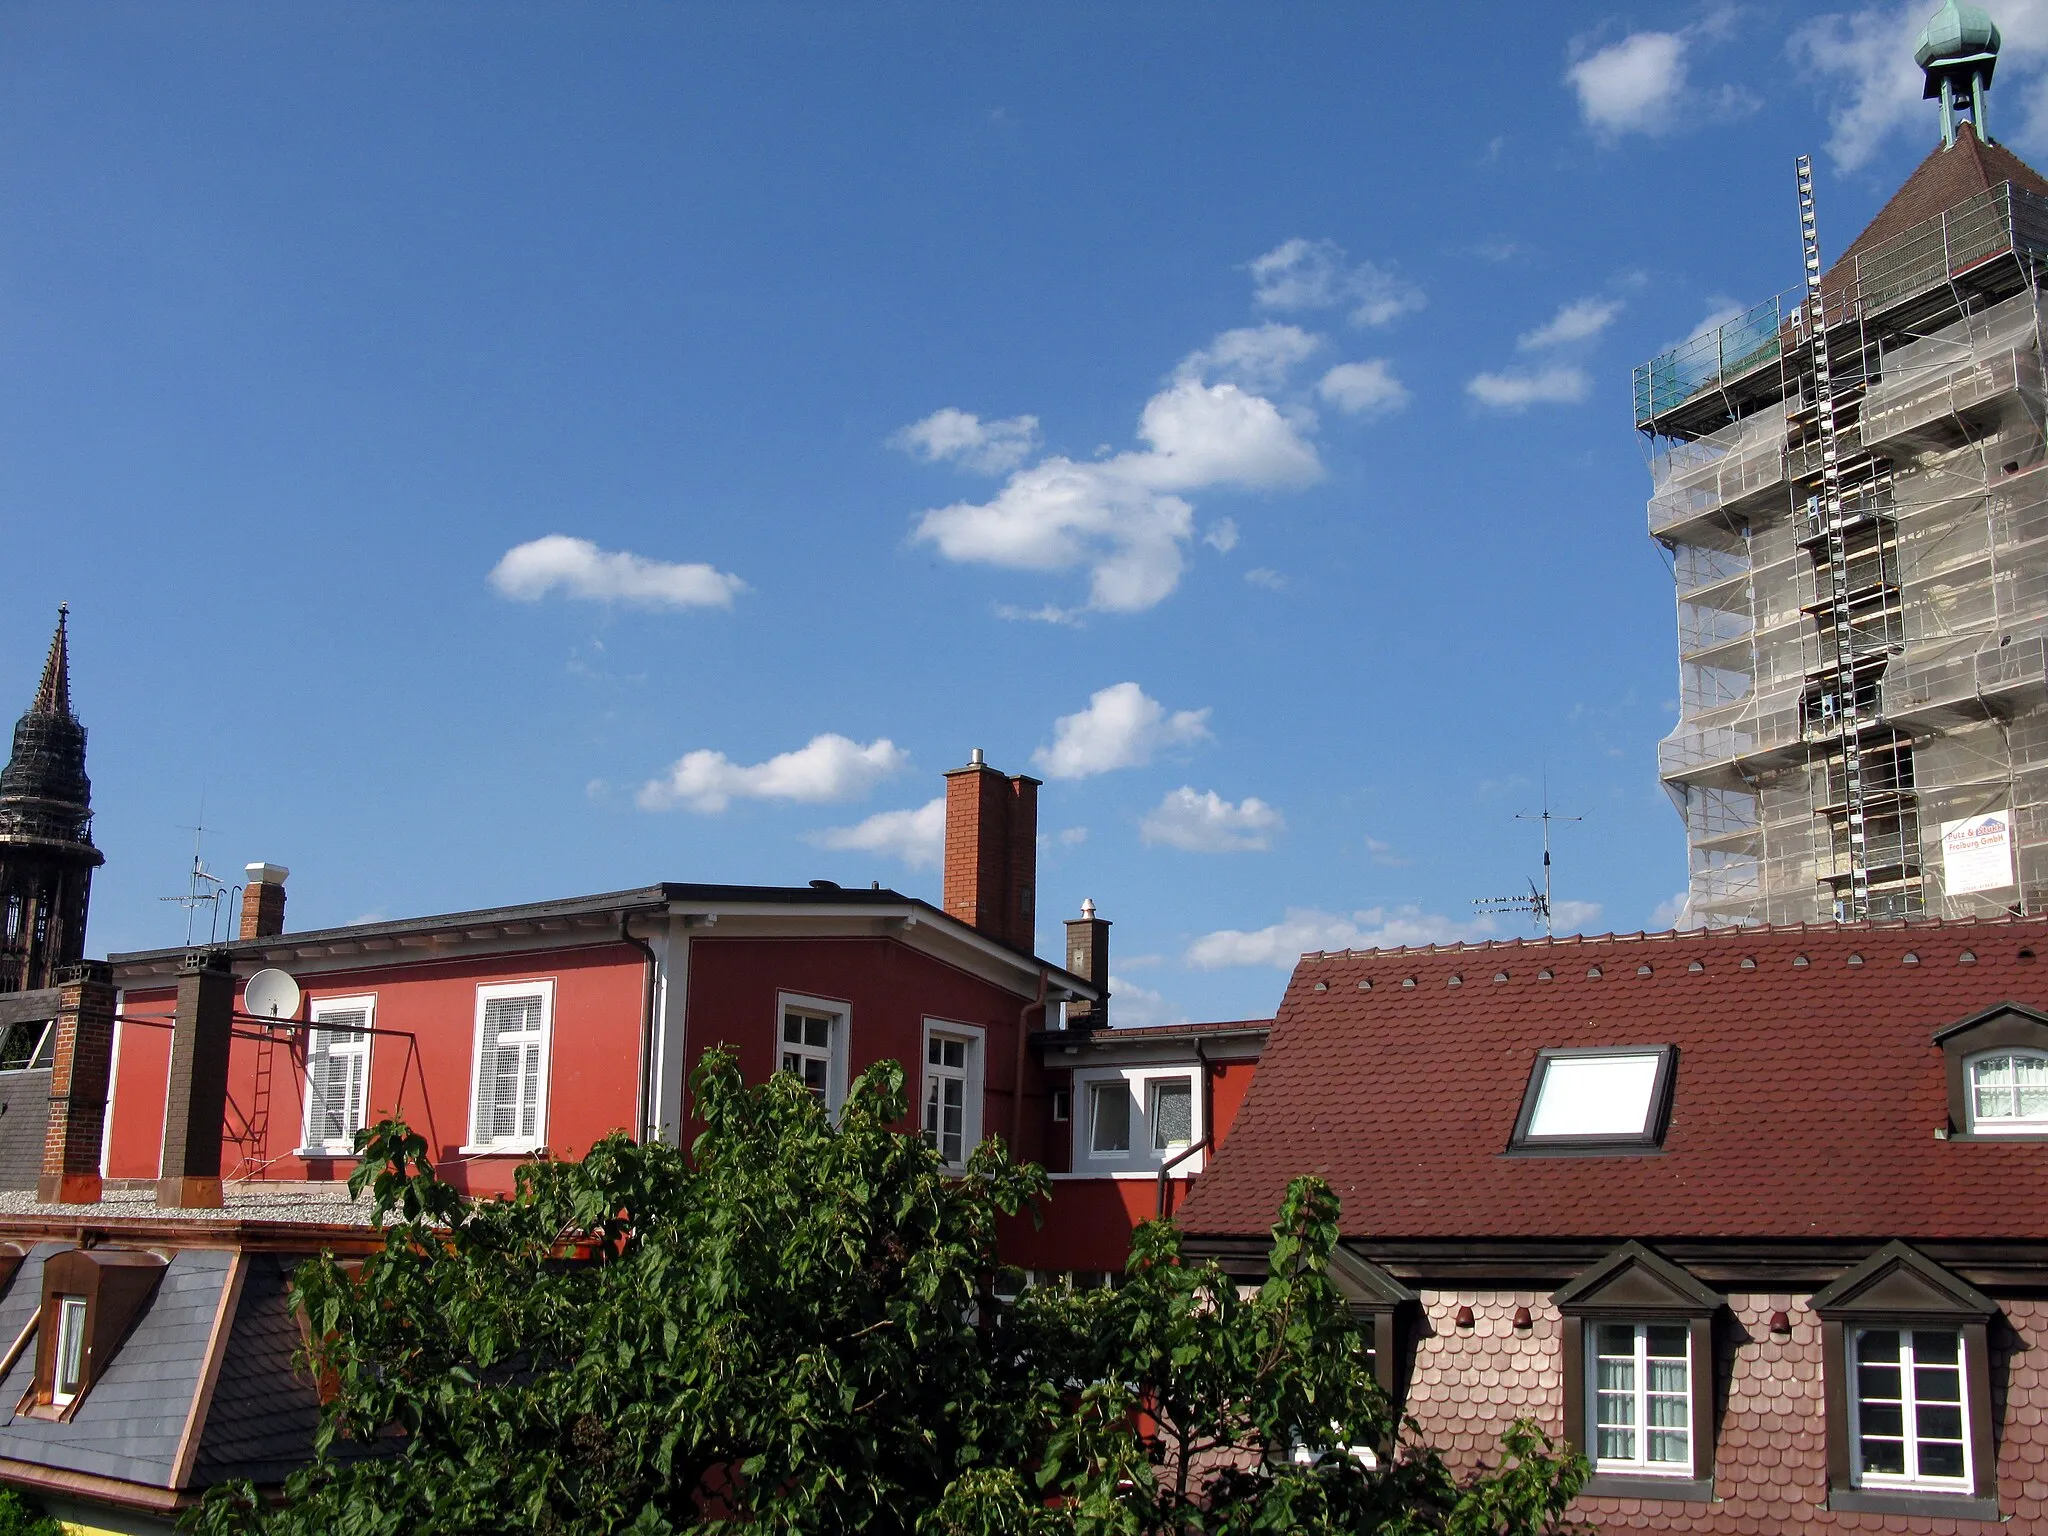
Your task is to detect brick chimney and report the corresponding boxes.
[1062,898,1110,1031]
[157,949,234,1209]
[36,961,115,1205]
[942,749,1039,952]
[239,863,288,940]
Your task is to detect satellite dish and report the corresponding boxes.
[243,968,302,1020]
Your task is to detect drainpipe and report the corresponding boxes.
[620,915,659,1144]
[1008,970,1050,1148]
[1156,1041,1216,1220]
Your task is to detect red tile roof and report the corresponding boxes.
[1173,919,2048,1244]
[1822,122,2048,306]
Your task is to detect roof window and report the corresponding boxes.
[1510,1046,1677,1155]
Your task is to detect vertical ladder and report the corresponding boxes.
[1798,153,1871,920]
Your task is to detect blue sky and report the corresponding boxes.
[4,1,2037,1026]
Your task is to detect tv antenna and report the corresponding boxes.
[158,806,233,945]
[1473,780,1582,938]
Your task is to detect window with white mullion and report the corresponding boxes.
[924,1034,970,1167]
[1590,1322,1692,1474]
[1967,1049,2048,1131]
[781,1010,835,1104]
[301,999,374,1155]
[470,985,553,1151]
[1852,1328,1970,1488]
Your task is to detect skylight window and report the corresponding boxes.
[1511,1046,1677,1153]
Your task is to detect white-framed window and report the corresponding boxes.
[776,992,849,1116]
[1050,1088,1071,1123]
[921,1021,984,1169]
[299,994,374,1156]
[51,1295,87,1408]
[0,1019,53,1073]
[1076,1068,1202,1172]
[1851,1328,1971,1490]
[1965,1049,2048,1132]
[1589,1322,1692,1474]
[466,980,555,1154]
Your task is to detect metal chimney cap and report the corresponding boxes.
[244,863,289,886]
[969,747,985,766]
[1080,898,1096,918]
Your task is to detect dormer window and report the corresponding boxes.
[23,1248,166,1419]
[1510,1046,1677,1154]
[50,1296,86,1408]
[1077,1067,1205,1173]
[1966,1050,2048,1131]
[1935,1004,2048,1138]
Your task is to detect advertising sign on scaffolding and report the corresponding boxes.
[1941,811,2016,895]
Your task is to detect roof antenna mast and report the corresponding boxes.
[158,795,229,946]
[1474,776,1581,938]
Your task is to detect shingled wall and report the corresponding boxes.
[1403,1288,2047,1532]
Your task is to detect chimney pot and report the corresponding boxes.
[1081,898,1096,918]
[969,747,985,766]
[239,863,289,940]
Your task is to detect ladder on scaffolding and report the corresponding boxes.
[1798,153,1872,920]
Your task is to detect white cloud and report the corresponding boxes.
[1550,899,1606,933]
[913,378,1320,614]
[1467,366,1593,411]
[1244,567,1286,590]
[1032,682,1212,780]
[1203,518,1240,553]
[1140,787,1283,852]
[640,733,908,813]
[1185,905,1492,970]
[810,796,946,868]
[1317,359,1409,417]
[1365,836,1408,867]
[1248,238,1425,327]
[1791,3,2048,171]
[1058,825,1089,846]
[1104,974,1186,1029]
[1518,297,1624,350]
[1567,31,1688,135]
[891,408,1043,475]
[489,535,745,610]
[1649,890,1694,931]
[1177,323,1322,390]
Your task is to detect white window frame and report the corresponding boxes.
[919,1019,984,1171]
[464,979,556,1155]
[1072,1067,1203,1177]
[1586,1321,1693,1476]
[297,994,375,1157]
[1963,1047,2048,1134]
[1849,1327,1973,1492]
[51,1294,87,1408]
[776,992,850,1117]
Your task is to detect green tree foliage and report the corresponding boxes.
[0,1488,62,1536]
[190,1051,1585,1536]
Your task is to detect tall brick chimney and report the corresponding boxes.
[239,863,288,940]
[157,949,234,1209]
[37,961,115,1205]
[942,749,1039,953]
[1062,898,1110,1031]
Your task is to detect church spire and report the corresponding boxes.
[31,606,71,720]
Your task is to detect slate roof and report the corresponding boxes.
[1173,918,2048,1244]
[1822,120,2048,305]
[0,1244,225,1487]
[192,1254,337,1488]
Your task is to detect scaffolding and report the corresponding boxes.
[1641,179,2048,926]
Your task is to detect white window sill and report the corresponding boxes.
[1052,1169,1202,1182]
[292,1147,361,1160]
[459,1143,545,1157]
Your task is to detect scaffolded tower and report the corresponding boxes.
[1642,3,2048,927]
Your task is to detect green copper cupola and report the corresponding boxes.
[1916,0,2002,147]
